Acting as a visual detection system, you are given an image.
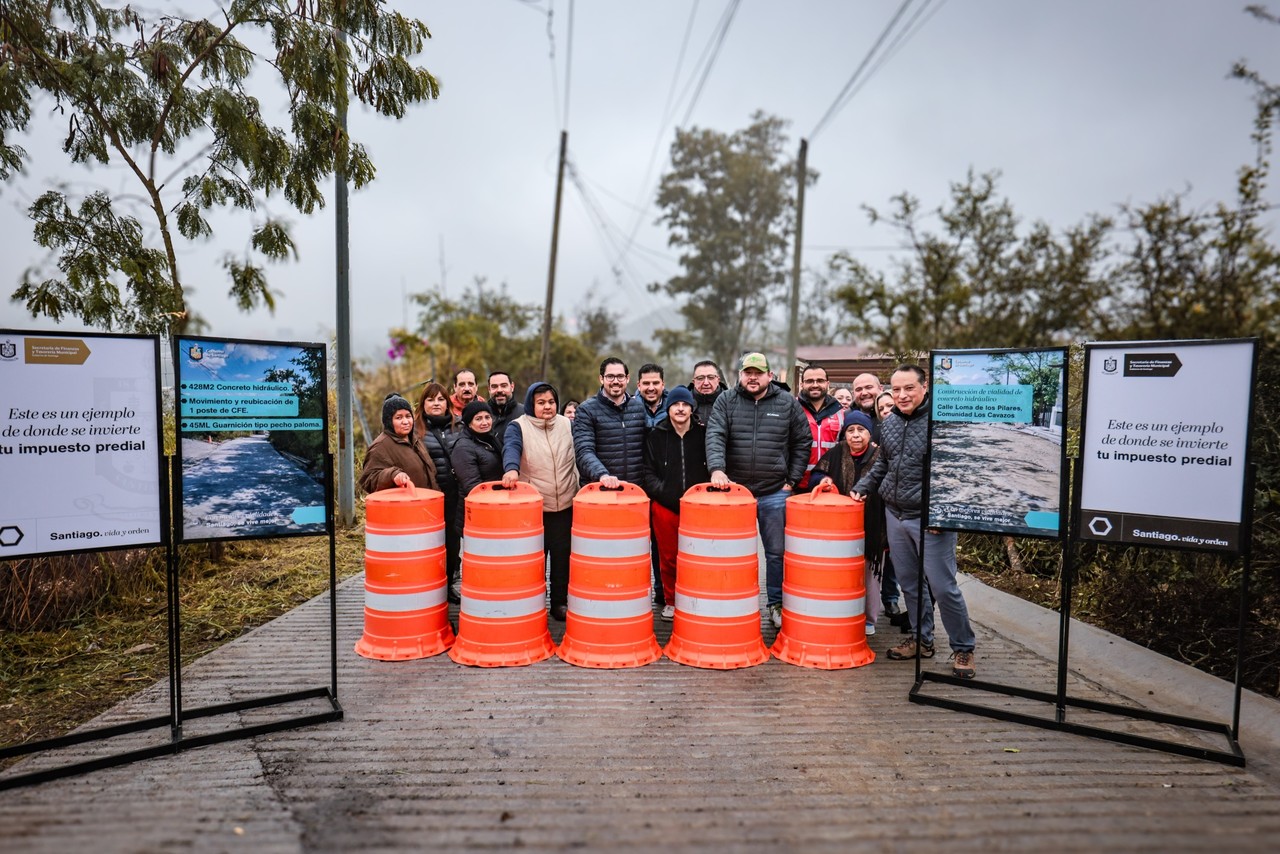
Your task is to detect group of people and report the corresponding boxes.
[359,354,977,679]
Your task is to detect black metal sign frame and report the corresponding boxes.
[907,341,1252,767]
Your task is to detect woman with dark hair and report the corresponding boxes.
[502,381,579,621]
[811,408,884,635]
[359,394,439,494]
[561,399,580,421]
[449,400,502,533]
[416,382,463,600]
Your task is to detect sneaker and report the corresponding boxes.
[865,622,876,636]
[887,634,934,660]
[950,650,977,679]
[768,603,783,630]
[661,604,675,621]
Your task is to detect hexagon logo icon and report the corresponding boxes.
[1088,516,1113,537]
[0,525,24,547]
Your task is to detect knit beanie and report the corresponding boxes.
[461,399,494,429]
[665,385,696,413]
[842,409,874,435]
[382,394,413,433]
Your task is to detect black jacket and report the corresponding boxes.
[642,419,710,513]
[449,427,503,529]
[812,441,883,558]
[853,395,931,518]
[489,396,525,444]
[416,411,462,497]
[705,381,811,497]
[572,388,647,483]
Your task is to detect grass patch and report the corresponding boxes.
[1,522,365,764]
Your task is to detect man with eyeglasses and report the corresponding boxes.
[687,360,726,427]
[572,356,647,488]
[706,352,811,630]
[796,363,844,492]
[851,364,978,679]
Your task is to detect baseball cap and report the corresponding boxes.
[740,352,769,372]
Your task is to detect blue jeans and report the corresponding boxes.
[756,488,788,607]
[884,513,975,653]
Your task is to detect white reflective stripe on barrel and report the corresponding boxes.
[567,592,652,619]
[784,534,864,558]
[674,592,760,618]
[365,529,445,553]
[463,533,544,557]
[571,534,651,559]
[678,534,757,558]
[782,590,865,619]
[364,587,445,612]
[460,592,547,619]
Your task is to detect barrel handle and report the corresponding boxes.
[810,481,838,496]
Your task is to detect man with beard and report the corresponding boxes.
[706,352,810,630]
[796,363,844,492]
[487,370,524,443]
[637,363,669,429]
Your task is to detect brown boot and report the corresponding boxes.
[887,634,935,660]
[950,650,977,679]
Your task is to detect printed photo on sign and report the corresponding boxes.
[175,337,329,542]
[1076,339,1255,553]
[927,348,1066,538]
[0,330,164,558]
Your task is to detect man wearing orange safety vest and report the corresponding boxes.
[795,363,844,492]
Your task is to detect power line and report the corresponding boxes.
[841,0,947,111]
[563,0,575,129]
[810,0,916,140]
[679,0,742,129]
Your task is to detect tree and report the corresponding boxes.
[828,171,1112,353]
[0,1,439,334]
[651,111,812,370]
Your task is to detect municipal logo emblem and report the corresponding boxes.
[0,340,16,361]
[1102,357,1118,374]
[939,356,953,371]
[188,344,203,361]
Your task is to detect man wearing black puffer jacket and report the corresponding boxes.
[852,364,977,679]
[705,352,811,630]
[573,356,647,488]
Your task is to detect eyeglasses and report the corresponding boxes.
[602,374,627,381]
[693,374,718,382]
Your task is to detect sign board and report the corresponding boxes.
[1076,339,1256,553]
[0,330,165,558]
[174,336,329,542]
[927,348,1067,538]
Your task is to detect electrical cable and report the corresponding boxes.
[810,0,915,140]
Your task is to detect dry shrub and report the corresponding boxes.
[0,550,164,632]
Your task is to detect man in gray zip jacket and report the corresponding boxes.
[852,364,977,679]
[705,352,811,630]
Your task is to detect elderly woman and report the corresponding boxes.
[359,393,439,493]
[811,408,884,635]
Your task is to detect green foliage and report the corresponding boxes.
[985,351,1064,425]
[0,0,439,333]
[651,111,813,370]
[262,346,326,473]
[827,170,1113,352]
[357,278,609,430]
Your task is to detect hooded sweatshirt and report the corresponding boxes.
[502,382,579,512]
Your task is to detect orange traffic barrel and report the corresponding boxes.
[355,486,454,661]
[664,483,770,669]
[449,481,556,667]
[771,483,873,669]
[558,482,661,668]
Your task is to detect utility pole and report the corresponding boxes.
[540,130,568,379]
[785,138,809,387]
[335,25,355,528]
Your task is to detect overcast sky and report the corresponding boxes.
[2,1,1277,364]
